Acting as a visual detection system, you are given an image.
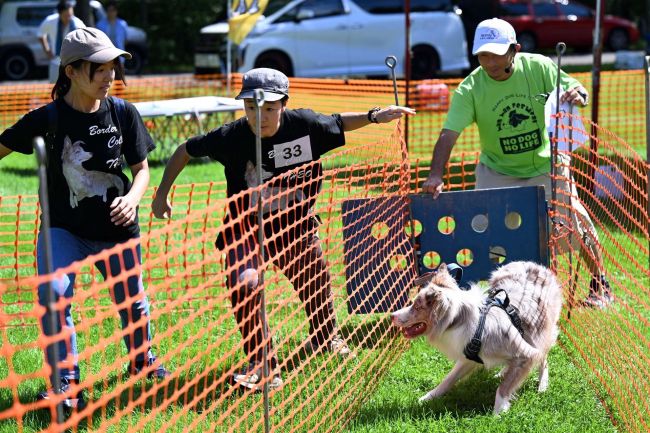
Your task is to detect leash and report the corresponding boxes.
[463,289,524,364]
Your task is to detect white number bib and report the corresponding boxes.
[273,136,313,168]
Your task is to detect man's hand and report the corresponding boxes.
[561,86,589,107]
[421,174,444,199]
[151,192,172,219]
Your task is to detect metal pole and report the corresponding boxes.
[226,0,232,96]
[552,43,566,218]
[404,0,411,151]
[385,56,399,106]
[589,0,605,194]
[34,137,65,427]
[386,57,420,280]
[645,56,650,267]
[252,89,270,433]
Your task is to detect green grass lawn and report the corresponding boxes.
[0,147,633,433]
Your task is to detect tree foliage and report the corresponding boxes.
[115,0,227,71]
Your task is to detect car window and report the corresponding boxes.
[16,6,54,27]
[532,3,558,17]
[274,0,343,22]
[355,0,451,13]
[266,0,293,15]
[499,3,529,16]
[410,0,453,12]
[558,2,591,18]
[298,0,344,18]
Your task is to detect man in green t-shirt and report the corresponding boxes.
[422,18,613,308]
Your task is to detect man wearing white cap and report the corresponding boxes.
[421,18,614,308]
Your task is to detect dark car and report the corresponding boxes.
[499,0,640,52]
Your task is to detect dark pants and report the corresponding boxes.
[225,216,336,366]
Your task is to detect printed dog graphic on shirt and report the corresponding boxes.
[61,135,124,208]
[245,160,304,214]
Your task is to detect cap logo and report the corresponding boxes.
[480,29,500,40]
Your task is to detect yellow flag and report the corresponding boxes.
[229,0,269,44]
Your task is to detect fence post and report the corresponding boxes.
[33,137,65,429]
[644,56,650,266]
[253,89,271,433]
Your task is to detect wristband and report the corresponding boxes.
[367,106,381,123]
[576,90,588,105]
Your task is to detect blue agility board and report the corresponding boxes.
[342,186,549,314]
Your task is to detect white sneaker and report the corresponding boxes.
[233,363,283,391]
[328,337,352,357]
[304,337,353,357]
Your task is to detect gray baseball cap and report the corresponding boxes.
[235,68,289,101]
[60,27,131,67]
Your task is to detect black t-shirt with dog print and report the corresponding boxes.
[185,108,345,246]
[0,97,154,242]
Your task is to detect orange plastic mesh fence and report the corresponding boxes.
[1,70,646,160]
[0,76,648,432]
[548,113,649,433]
[0,126,416,432]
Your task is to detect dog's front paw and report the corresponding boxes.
[493,393,511,415]
[418,390,439,403]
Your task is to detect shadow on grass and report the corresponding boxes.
[0,166,37,177]
[353,369,506,423]
[340,316,399,351]
[15,365,237,431]
[352,362,547,426]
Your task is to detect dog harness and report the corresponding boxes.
[463,289,525,364]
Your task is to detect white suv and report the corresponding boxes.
[0,0,148,80]
[236,0,469,78]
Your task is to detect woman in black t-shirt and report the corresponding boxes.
[0,28,169,409]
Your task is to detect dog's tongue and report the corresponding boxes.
[402,322,427,338]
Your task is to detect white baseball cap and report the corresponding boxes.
[472,18,517,56]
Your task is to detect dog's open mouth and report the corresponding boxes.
[401,322,427,338]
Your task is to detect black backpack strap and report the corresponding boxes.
[109,96,128,130]
[44,101,58,149]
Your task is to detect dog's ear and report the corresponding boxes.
[432,262,459,289]
[413,272,435,288]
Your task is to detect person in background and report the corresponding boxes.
[421,18,614,309]
[456,0,501,70]
[0,28,170,410]
[39,0,86,83]
[152,67,415,391]
[96,0,128,64]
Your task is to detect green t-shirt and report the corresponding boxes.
[444,53,582,178]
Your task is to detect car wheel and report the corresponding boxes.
[410,45,439,80]
[254,51,294,77]
[607,28,629,51]
[124,45,145,75]
[1,49,33,81]
[517,32,537,52]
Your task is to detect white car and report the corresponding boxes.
[196,0,469,79]
[0,0,147,80]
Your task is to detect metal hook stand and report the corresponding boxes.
[252,89,271,433]
[385,55,399,105]
[34,137,65,428]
